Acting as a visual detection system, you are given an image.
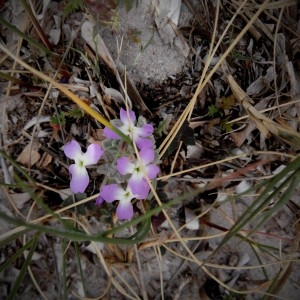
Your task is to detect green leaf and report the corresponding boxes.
[63,0,85,16]
[65,108,84,119]
[220,119,233,132]
[208,104,219,118]
[50,112,66,125]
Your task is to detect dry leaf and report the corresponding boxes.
[84,0,116,21]
[235,180,251,194]
[103,86,124,103]
[154,0,190,57]
[57,188,72,200]
[39,153,53,168]
[228,74,300,149]
[23,115,51,130]
[154,0,181,45]
[85,242,104,254]
[184,207,199,230]
[10,192,31,209]
[246,77,270,97]
[17,143,41,167]
[49,28,61,45]
[246,67,275,97]
[186,143,203,160]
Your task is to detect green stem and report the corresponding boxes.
[0,188,202,245]
[20,0,54,52]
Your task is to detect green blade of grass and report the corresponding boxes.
[0,17,53,56]
[74,242,87,297]
[263,264,292,300]
[249,242,269,281]
[0,188,202,245]
[20,0,53,51]
[0,227,32,248]
[7,233,39,300]
[252,171,300,233]
[0,149,75,229]
[217,156,300,249]
[126,212,151,241]
[0,71,39,89]
[0,238,34,273]
[61,239,67,300]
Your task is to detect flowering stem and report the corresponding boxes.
[0,43,132,146]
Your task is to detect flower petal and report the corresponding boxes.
[116,202,133,220]
[99,184,123,202]
[145,164,160,179]
[139,147,155,165]
[64,140,82,160]
[120,108,136,126]
[135,123,153,137]
[96,195,104,205]
[103,127,120,139]
[117,156,135,175]
[82,144,103,166]
[136,138,153,150]
[69,164,89,193]
[129,177,150,199]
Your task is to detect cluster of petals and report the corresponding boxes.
[64,140,103,193]
[98,109,160,219]
[117,147,160,198]
[103,108,154,149]
[98,148,160,220]
[96,184,140,220]
[64,108,160,220]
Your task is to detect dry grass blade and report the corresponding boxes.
[230,0,296,41]
[158,0,271,158]
[0,42,131,144]
[264,202,300,298]
[227,74,300,149]
[20,0,53,51]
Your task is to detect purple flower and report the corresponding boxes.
[103,108,153,149]
[97,184,140,220]
[64,140,103,193]
[117,147,160,198]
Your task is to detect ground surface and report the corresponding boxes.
[1,0,300,299]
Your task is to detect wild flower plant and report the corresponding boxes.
[64,140,103,193]
[64,108,160,220]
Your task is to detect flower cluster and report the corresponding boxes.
[63,108,160,220]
